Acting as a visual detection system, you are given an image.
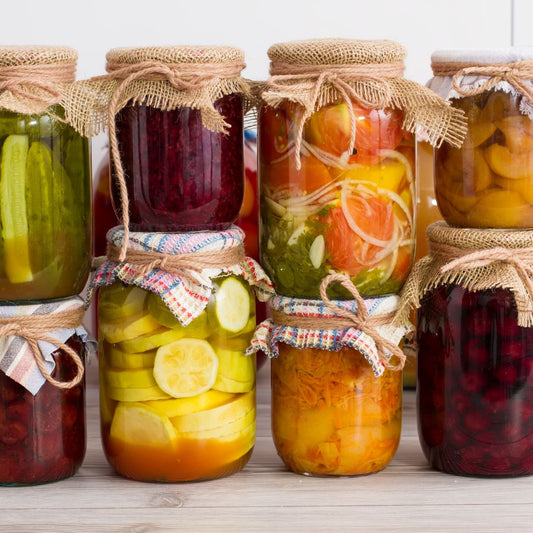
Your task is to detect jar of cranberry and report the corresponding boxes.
[103,46,249,232]
[0,298,90,485]
[408,222,533,476]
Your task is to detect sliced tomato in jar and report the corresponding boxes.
[324,194,394,276]
[303,100,404,162]
[261,152,332,194]
[259,104,291,164]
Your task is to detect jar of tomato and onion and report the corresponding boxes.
[430,49,533,228]
[105,46,249,233]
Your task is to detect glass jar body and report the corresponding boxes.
[0,336,86,485]
[417,285,533,476]
[112,94,244,232]
[435,90,533,228]
[98,276,256,482]
[0,108,92,301]
[271,344,402,476]
[258,101,415,298]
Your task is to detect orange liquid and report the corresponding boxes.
[102,429,254,482]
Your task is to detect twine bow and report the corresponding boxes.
[439,245,533,301]
[0,307,85,389]
[446,61,533,104]
[265,62,404,170]
[94,59,245,262]
[0,63,76,109]
[317,273,405,371]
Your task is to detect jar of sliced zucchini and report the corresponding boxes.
[0,47,91,300]
[93,226,273,482]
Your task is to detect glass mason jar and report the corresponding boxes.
[271,344,402,476]
[98,276,256,482]
[0,108,91,300]
[0,335,86,485]
[435,91,533,228]
[259,101,415,298]
[417,284,533,476]
[111,94,244,232]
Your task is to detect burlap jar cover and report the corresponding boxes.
[68,45,253,261]
[248,274,409,376]
[260,38,468,169]
[89,226,274,326]
[0,45,82,123]
[429,49,533,118]
[395,221,533,328]
[0,297,94,394]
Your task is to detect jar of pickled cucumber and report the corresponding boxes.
[90,46,251,233]
[249,276,407,476]
[0,46,92,301]
[258,39,466,299]
[430,49,533,228]
[397,222,533,476]
[0,297,91,485]
[92,226,273,482]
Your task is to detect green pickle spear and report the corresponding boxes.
[0,134,32,283]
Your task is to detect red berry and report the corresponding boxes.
[464,337,490,367]
[460,370,486,393]
[463,410,490,433]
[0,422,27,446]
[495,364,518,386]
[501,340,524,362]
[450,391,471,413]
[467,308,492,337]
[6,400,32,425]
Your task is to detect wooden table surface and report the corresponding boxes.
[1,362,533,533]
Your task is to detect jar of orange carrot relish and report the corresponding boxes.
[248,276,408,476]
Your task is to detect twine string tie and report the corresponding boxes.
[317,273,405,371]
[0,307,85,389]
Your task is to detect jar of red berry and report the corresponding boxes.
[397,221,533,476]
[86,46,252,236]
[0,297,92,485]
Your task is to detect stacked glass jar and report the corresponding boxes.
[0,46,93,485]
[413,49,533,476]
[251,39,466,476]
[87,46,273,482]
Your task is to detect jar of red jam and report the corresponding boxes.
[103,46,250,232]
[399,222,533,476]
[0,298,90,485]
[249,277,407,476]
[258,39,466,299]
[430,49,533,228]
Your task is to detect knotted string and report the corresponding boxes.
[0,307,85,389]
[0,62,76,107]
[93,60,245,261]
[271,273,405,371]
[432,60,533,104]
[265,61,404,169]
[106,241,245,282]
[436,243,533,301]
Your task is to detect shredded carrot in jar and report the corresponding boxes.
[271,344,402,476]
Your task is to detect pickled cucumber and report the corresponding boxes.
[0,134,32,283]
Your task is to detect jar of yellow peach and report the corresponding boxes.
[430,49,533,228]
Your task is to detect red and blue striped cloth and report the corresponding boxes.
[247,294,411,377]
[89,226,274,326]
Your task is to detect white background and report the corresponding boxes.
[2,0,530,159]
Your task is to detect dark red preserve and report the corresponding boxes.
[417,285,533,477]
[0,336,86,485]
[112,93,244,232]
